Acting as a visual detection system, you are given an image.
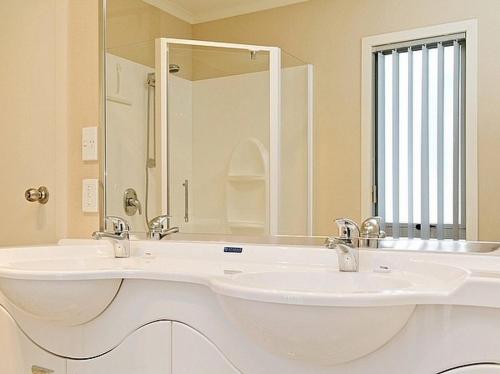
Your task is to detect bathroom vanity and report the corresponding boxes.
[1,240,500,373]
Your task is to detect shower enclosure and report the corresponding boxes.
[105,38,313,236]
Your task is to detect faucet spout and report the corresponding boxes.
[325,237,359,272]
[148,215,179,240]
[325,217,363,272]
[92,231,126,240]
[92,216,131,258]
[325,216,386,271]
[161,226,179,236]
[334,242,359,272]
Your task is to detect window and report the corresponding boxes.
[373,35,466,240]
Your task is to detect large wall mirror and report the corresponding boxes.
[103,0,500,242]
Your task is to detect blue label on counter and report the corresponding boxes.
[224,246,243,253]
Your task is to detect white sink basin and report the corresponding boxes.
[0,245,122,326]
[0,239,472,363]
[225,271,413,294]
[211,266,465,365]
[0,277,121,326]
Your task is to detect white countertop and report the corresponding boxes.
[0,239,499,308]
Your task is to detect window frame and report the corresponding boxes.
[361,20,478,241]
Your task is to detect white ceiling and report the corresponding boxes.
[142,0,309,24]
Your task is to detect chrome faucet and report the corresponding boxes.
[92,216,131,258]
[359,216,386,248]
[148,215,179,240]
[325,217,386,272]
[325,218,361,272]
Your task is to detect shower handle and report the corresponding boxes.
[124,188,142,216]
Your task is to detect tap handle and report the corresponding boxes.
[360,216,385,238]
[148,215,171,231]
[125,197,142,215]
[132,198,142,215]
[334,218,360,239]
[105,216,130,234]
[123,188,142,216]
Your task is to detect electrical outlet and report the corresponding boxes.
[82,127,98,161]
[82,179,99,213]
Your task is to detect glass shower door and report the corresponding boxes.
[156,38,281,235]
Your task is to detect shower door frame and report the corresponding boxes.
[155,38,282,235]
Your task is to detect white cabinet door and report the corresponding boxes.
[443,365,500,373]
[67,321,172,374]
[172,322,239,374]
[0,306,66,374]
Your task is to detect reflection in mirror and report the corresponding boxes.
[105,25,312,237]
[104,0,500,243]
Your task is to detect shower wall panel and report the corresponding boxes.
[190,67,308,235]
[106,54,154,231]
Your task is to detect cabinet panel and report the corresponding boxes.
[67,321,172,374]
[0,306,66,374]
[172,322,239,374]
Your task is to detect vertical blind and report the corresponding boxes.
[374,34,466,240]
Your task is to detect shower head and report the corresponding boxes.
[146,64,180,86]
[169,64,180,73]
[146,72,155,87]
[146,64,180,87]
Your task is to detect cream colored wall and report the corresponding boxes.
[192,0,500,240]
[106,0,193,77]
[66,0,101,239]
[107,0,192,49]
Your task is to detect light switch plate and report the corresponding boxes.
[82,179,99,213]
[82,127,98,161]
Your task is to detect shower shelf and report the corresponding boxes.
[227,220,265,229]
[106,95,132,106]
[227,174,265,182]
[226,138,268,235]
